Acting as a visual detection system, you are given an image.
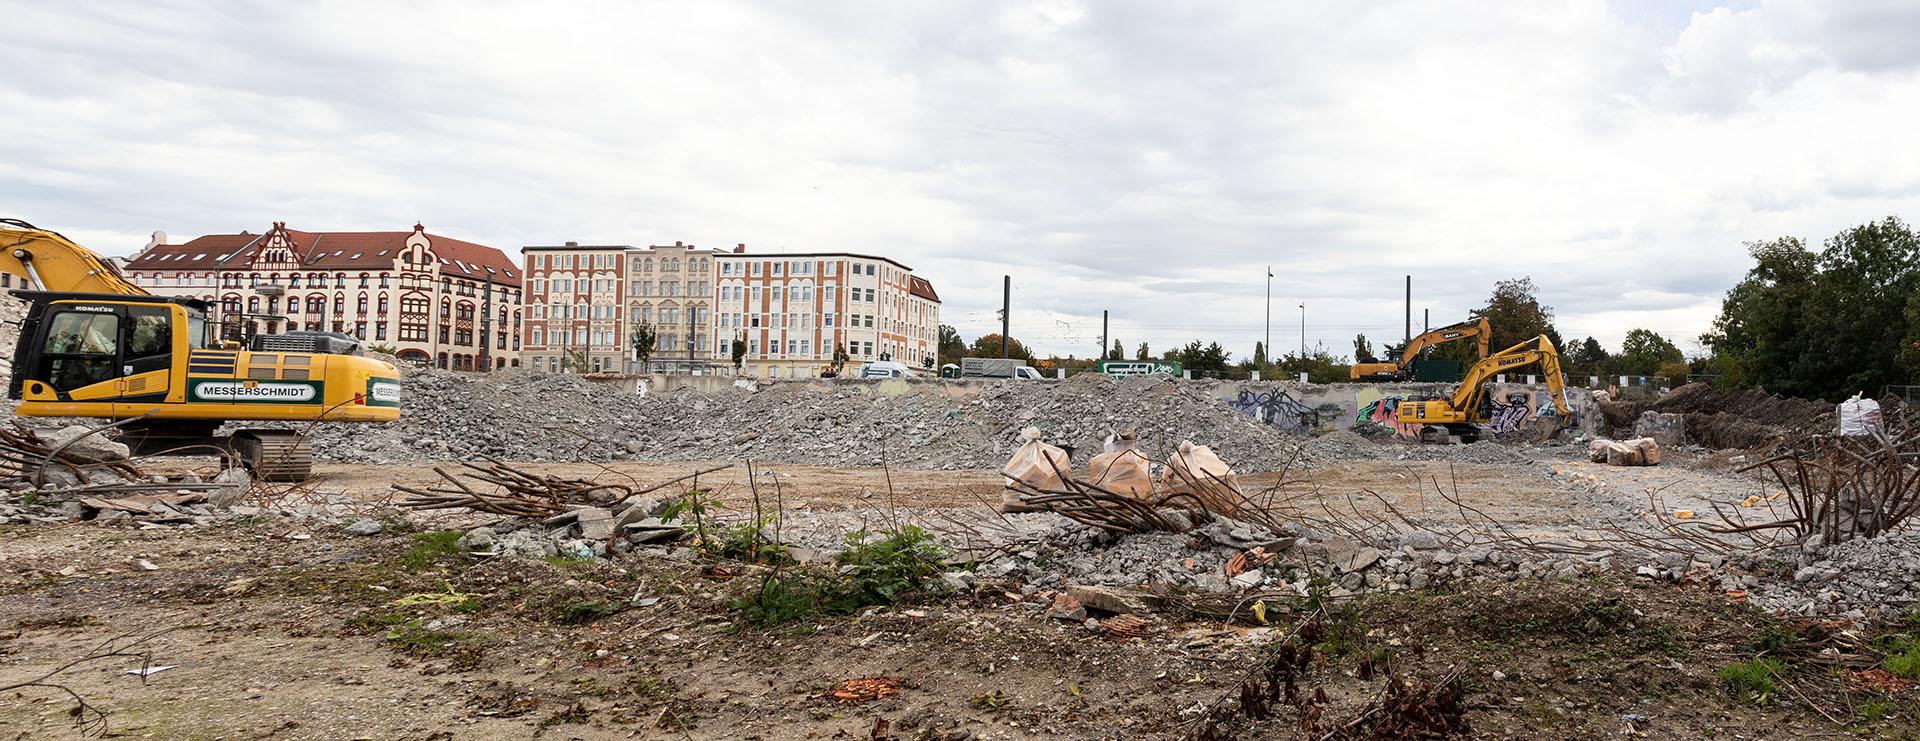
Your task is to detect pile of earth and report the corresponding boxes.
[1599,382,1838,450]
[305,370,1313,471]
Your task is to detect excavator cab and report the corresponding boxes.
[0,219,402,482]
[11,292,215,405]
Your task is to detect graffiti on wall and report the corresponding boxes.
[1231,389,1317,433]
[1482,392,1534,436]
[1356,395,1426,439]
[1217,383,1598,438]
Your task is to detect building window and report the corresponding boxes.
[357,296,368,314]
[375,322,387,340]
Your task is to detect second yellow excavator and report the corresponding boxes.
[0,219,401,480]
[1350,317,1490,381]
[1395,334,1569,443]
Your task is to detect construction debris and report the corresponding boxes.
[394,458,729,517]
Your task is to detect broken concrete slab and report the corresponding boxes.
[1065,584,1165,615]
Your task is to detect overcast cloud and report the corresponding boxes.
[4,0,1918,360]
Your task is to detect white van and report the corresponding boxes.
[858,360,919,379]
[1014,366,1044,380]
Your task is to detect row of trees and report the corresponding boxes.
[1702,216,1920,401]
[936,215,1920,400]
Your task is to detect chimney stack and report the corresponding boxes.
[735,243,746,253]
[675,241,683,247]
[565,241,578,247]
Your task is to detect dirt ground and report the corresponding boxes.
[1,454,1911,739]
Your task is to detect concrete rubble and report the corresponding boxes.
[302,370,1316,471]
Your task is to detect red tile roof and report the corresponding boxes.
[908,276,940,303]
[127,224,522,287]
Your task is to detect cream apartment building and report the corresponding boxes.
[711,247,940,378]
[520,241,719,373]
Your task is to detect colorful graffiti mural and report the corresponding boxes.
[1355,394,1426,439]
[1231,388,1318,433]
[1219,382,1601,439]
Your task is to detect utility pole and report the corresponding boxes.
[1100,310,1108,361]
[1404,275,1411,349]
[1424,308,1429,333]
[1265,267,1272,368]
[1298,302,1306,366]
[1000,275,1010,359]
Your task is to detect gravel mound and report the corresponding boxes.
[309,371,1315,471]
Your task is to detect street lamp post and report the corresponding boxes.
[1264,266,1272,368]
[1298,302,1306,377]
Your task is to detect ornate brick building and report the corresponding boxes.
[124,222,523,369]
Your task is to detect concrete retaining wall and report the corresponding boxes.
[1191,380,1602,440]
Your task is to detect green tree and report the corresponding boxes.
[1704,217,1920,400]
[832,342,850,373]
[967,334,1035,364]
[1174,341,1231,376]
[1109,339,1124,361]
[1901,293,1920,380]
[1252,341,1268,366]
[1440,278,1563,366]
[631,324,657,369]
[1136,342,1150,360]
[730,336,747,369]
[1567,336,1609,377]
[1276,343,1351,383]
[1352,334,1375,363]
[937,324,966,367]
[1619,329,1683,376]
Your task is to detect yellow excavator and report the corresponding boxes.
[0,219,401,480]
[1350,317,1491,381]
[1395,334,1569,443]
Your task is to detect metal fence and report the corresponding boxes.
[1887,386,1920,404]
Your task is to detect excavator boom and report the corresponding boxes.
[1349,317,1491,381]
[0,219,149,296]
[1395,334,1571,442]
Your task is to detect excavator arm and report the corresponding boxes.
[1396,334,1570,441]
[0,219,148,296]
[1349,317,1491,381]
[1443,335,1570,414]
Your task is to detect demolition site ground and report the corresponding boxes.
[2,373,1919,740]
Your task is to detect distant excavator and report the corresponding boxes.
[1395,334,1570,443]
[0,219,401,480]
[1350,317,1490,382]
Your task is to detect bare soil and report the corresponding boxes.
[1,456,1913,739]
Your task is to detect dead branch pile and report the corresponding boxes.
[1007,450,1298,536]
[394,457,729,517]
[0,424,146,488]
[1712,410,1920,545]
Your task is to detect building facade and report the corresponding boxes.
[124,222,523,370]
[711,248,940,378]
[519,241,720,374]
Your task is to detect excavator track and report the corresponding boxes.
[234,430,312,482]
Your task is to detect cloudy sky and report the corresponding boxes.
[5,0,1918,361]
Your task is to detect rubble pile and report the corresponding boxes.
[1742,532,1920,620]
[311,371,1313,471]
[303,370,663,462]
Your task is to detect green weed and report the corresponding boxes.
[560,600,621,625]
[401,530,464,570]
[1716,657,1785,706]
[1882,637,1920,680]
